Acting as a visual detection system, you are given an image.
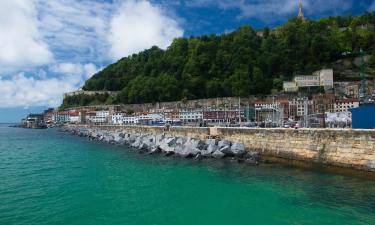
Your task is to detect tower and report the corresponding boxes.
[297,0,305,21]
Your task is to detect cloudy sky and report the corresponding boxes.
[0,0,374,122]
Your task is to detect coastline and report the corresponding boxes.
[63,124,375,176]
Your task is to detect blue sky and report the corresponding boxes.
[0,0,374,123]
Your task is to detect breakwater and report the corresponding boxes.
[65,125,375,173]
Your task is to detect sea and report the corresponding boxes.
[1,124,375,225]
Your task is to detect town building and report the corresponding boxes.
[89,111,109,124]
[123,115,139,125]
[283,68,334,92]
[26,114,45,128]
[138,113,163,125]
[254,101,286,126]
[52,112,70,124]
[289,97,313,120]
[179,109,203,123]
[203,108,242,124]
[345,84,360,99]
[69,111,80,123]
[312,93,336,114]
[334,98,360,112]
[112,112,124,125]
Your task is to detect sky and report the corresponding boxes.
[0,0,374,123]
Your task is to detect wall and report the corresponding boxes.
[78,125,375,173]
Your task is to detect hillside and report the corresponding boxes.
[61,12,375,109]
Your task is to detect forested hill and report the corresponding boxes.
[63,12,375,108]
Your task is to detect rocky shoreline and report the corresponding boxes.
[61,127,259,165]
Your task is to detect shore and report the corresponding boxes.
[61,126,259,164]
[62,125,375,174]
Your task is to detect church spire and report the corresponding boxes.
[297,0,305,21]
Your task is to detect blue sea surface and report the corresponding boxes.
[1,124,375,225]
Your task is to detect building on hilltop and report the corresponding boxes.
[63,89,120,98]
[297,0,305,21]
[283,69,334,92]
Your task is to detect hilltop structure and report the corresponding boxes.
[297,0,305,21]
[283,69,334,92]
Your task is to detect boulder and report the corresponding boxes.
[200,150,212,157]
[165,137,177,147]
[206,144,218,154]
[177,146,200,158]
[196,140,208,151]
[218,139,231,148]
[219,145,232,155]
[159,143,175,154]
[148,146,160,155]
[230,142,246,156]
[212,150,225,158]
[205,139,216,146]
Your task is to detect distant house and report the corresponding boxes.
[283,69,334,92]
[26,114,45,128]
[350,105,375,129]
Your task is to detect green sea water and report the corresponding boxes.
[1,124,375,225]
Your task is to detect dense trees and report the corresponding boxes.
[65,13,375,107]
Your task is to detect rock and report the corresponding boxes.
[200,150,212,157]
[219,145,232,155]
[177,146,199,158]
[218,139,231,148]
[159,143,175,154]
[212,150,225,158]
[165,137,177,147]
[148,146,160,155]
[196,140,208,150]
[206,144,218,154]
[205,139,216,146]
[176,137,187,145]
[231,142,246,156]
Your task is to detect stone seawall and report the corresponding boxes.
[69,125,375,172]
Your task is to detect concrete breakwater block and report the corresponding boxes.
[61,127,259,165]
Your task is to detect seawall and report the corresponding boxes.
[68,125,375,173]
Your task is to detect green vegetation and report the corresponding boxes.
[62,12,375,107]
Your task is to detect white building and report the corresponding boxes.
[91,111,109,124]
[138,113,163,125]
[69,113,80,123]
[289,97,314,118]
[283,68,334,92]
[112,113,124,125]
[179,109,203,122]
[123,115,139,124]
[52,112,70,123]
[334,99,359,112]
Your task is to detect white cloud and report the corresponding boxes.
[0,0,53,71]
[35,0,112,64]
[50,63,99,79]
[0,63,99,108]
[0,0,184,108]
[108,0,183,59]
[0,73,79,108]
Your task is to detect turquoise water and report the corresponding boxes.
[1,125,375,225]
